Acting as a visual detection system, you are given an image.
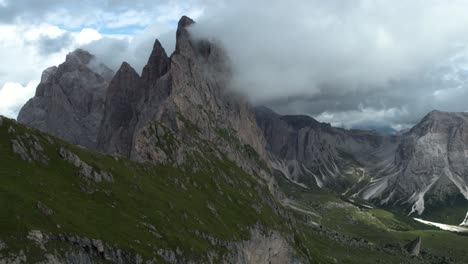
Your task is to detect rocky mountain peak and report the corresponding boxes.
[97,61,143,156]
[178,15,195,29]
[117,61,139,76]
[141,39,169,87]
[18,49,112,149]
[410,109,468,136]
[65,48,94,65]
[175,16,196,55]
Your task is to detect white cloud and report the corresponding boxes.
[0,23,105,118]
[0,0,208,120]
[74,28,103,45]
[0,81,38,118]
[4,0,468,128]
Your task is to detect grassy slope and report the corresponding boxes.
[2,115,468,263]
[276,172,468,263]
[0,117,285,262]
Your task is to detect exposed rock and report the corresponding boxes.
[59,147,114,183]
[358,111,468,215]
[226,228,299,264]
[0,240,7,251]
[141,39,170,89]
[11,139,32,162]
[131,16,269,176]
[37,201,54,216]
[255,106,398,190]
[27,230,46,250]
[404,236,421,256]
[0,250,27,263]
[18,49,114,149]
[98,62,143,157]
[257,107,468,216]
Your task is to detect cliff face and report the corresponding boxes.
[17,49,113,149]
[256,107,468,219]
[97,62,143,157]
[362,110,468,216]
[255,106,398,191]
[130,16,268,174]
[18,16,268,176]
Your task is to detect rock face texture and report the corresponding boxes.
[19,17,267,176]
[128,16,268,174]
[97,62,143,157]
[360,110,468,215]
[255,106,398,191]
[228,228,298,264]
[18,49,113,149]
[256,107,468,219]
[404,236,421,256]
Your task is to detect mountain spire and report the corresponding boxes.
[141,39,169,87]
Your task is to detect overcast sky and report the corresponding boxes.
[2,0,468,130]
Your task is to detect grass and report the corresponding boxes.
[3,115,468,263]
[275,170,468,263]
[0,117,284,262]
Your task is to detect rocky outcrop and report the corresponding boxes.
[18,49,113,149]
[10,131,49,164]
[130,16,268,174]
[227,228,299,264]
[255,106,398,191]
[97,62,143,157]
[59,147,114,183]
[404,236,421,256]
[141,39,170,89]
[357,111,468,216]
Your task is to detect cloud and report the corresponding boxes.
[3,0,468,129]
[0,0,205,29]
[36,33,73,55]
[0,81,38,118]
[189,0,468,128]
[0,0,206,118]
[81,22,177,73]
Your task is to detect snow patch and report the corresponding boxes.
[408,177,439,216]
[414,218,468,233]
[460,211,468,227]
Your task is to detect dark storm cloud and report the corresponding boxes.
[188,0,468,129]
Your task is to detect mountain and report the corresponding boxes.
[0,115,299,263]
[20,16,267,175]
[12,15,468,263]
[18,49,114,149]
[255,106,399,192]
[256,107,468,224]
[362,110,468,222]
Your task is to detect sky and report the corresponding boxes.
[2,0,468,130]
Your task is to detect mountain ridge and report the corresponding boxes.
[13,14,468,263]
